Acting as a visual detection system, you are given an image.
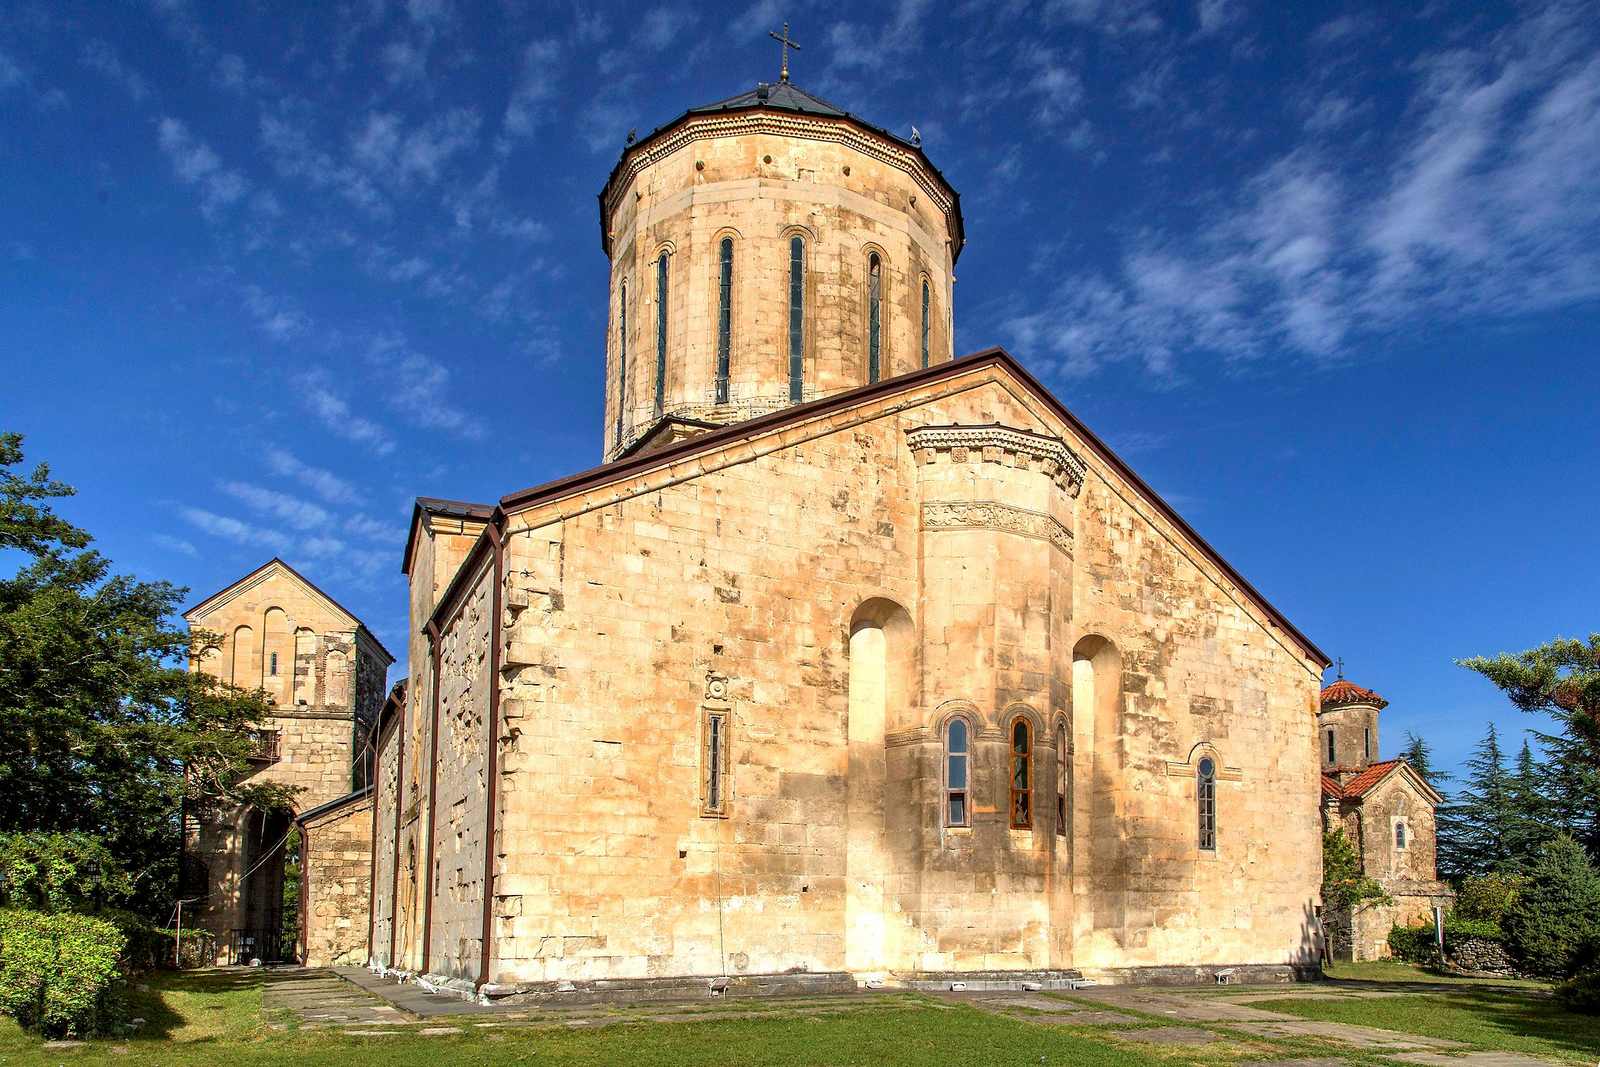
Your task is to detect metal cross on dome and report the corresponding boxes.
[768,22,801,83]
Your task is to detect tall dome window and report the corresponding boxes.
[921,278,931,369]
[655,251,669,417]
[616,280,627,446]
[867,252,882,383]
[715,237,733,404]
[788,236,805,402]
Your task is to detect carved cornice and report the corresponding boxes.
[921,500,1073,555]
[605,112,958,237]
[905,424,1087,496]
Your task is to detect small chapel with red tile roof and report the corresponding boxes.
[1318,678,1454,961]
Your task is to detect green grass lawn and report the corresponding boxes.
[1250,987,1600,1064]
[2,966,1594,1067]
[0,971,1181,1067]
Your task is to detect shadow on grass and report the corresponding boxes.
[119,967,265,1043]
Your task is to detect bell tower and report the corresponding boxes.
[596,78,964,460]
[1319,678,1387,779]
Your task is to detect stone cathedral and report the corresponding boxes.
[361,76,1333,998]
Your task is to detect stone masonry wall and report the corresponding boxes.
[426,559,493,981]
[370,718,400,967]
[302,795,374,967]
[483,362,1322,986]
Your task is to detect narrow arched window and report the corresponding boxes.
[1198,756,1217,851]
[867,252,882,383]
[944,718,969,827]
[1326,730,1336,764]
[1055,721,1068,837]
[788,236,805,401]
[920,278,931,369]
[655,251,669,416]
[715,237,733,405]
[1009,718,1032,829]
[616,280,627,446]
[1364,726,1371,760]
[269,651,279,677]
[1394,821,1407,849]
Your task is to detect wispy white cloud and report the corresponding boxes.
[1043,0,1161,35]
[503,39,562,143]
[298,370,397,455]
[368,333,485,440]
[264,448,364,505]
[180,506,290,551]
[350,108,481,187]
[260,110,388,217]
[155,117,249,219]
[81,40,151,101]
[152,533,199,556]
[1196,0,1239,36]
[219,480,332,530]
[240,285,310,342]
[639,6,694,50]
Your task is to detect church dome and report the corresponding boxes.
[1320,679,1388,709]
[595,78,964,461]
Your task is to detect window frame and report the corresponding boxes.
[715,236,733,405]
[616,278,628,446]
[654,250,669,417]
[269,651,279,677]
[943,715,971,828]
[920,277,931,369]
[787,235,805,402]
[1197,756,1218,851]
[866,252,882,384]
[1055,720,1069,837]
[1009,716,1033,830]
[702,708,730,817]
[1327,729,1336,764]
[1394,820,1408,850]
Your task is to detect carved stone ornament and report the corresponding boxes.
[905,424,1087,496]
[921,500,1072,555]
[705,674,729,702]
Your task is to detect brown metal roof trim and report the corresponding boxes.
[400,496,495,576]
[294,784,373,826]
[184,555,396,664]
[480,348,1328,668]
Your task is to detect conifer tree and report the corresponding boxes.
[1505,739,1555,870]
[1399,731,1450,791]
[1440,723,1515,878]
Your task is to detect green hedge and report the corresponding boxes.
[0,909,126,1038]
[1388,923,1440,963]
[1557,940,1600,1015]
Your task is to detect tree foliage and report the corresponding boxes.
[1501,834,1600,978]
[1399,731,1450,792]
[1322,828,1389,910]
[0,832,133,913]
[1460,635,1600,766]
[0,432,292,921]
[1438,723,1515,879]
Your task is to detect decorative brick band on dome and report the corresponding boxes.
[1320,679,1388,709]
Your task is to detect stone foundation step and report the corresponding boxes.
[896,969,1089,993]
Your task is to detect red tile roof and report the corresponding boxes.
[1340,759,1403,798]
[1320,679,1388,709]
[1321,774,1345,799]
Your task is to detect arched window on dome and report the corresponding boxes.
[1327,729,1336,764]
[921,278,931,369]
[788,235,805,402]
[616,280,628,446]
[867,252,882,383]
[1009,716,1033,829]
[944,716,970,827]
[1198,756,1217,851]
[715,237,733,405]
[655,252,669,417]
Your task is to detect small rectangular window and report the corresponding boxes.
[702,709,729,816]
[1364,727,1371,759]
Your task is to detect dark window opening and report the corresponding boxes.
[1055,722,1069,837]
[1009,718,1033,829]
[655,252,669,416]
[788,236,805,401]
[616,281,627,446]
[921,278,931,368]
[867,252,882,383]
[1198,756,1217,851]
[945,717,969,827]
[716,237,733,405]
[704,710,728,815]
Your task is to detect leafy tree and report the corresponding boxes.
[1461,635,1600,766]
[1502,834,1600,978]
[1452,871,1524,929]
[0,832,133,913]
[1322,828,1389,909]
[1399,731,1450,791]
[0,432,292,921]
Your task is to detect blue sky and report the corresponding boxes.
[3,0,1597,782]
